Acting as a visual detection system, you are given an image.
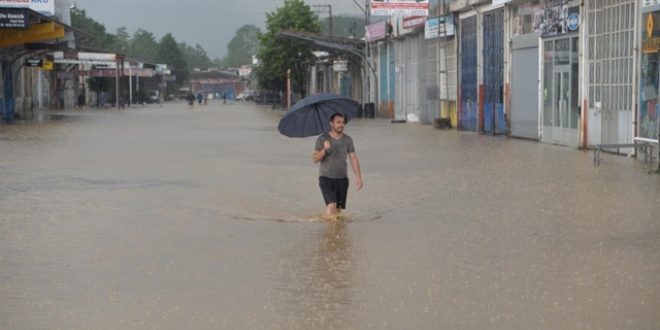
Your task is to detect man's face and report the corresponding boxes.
[330,116,345,134]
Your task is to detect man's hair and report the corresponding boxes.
[330,113,345,122]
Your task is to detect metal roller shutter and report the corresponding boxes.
[511,46,539,140]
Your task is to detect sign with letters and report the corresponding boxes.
[371,0,429,16]
[0,8,28,30]
[0,0,55,16]
[25,59,43,67]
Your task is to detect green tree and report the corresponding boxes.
[180,43,213,70]
[131,29,159,62]
[70,8,115,51]
[113,27,131,54]
[158,33,189,85]
[254,0,321,97]
[223,24,261,68]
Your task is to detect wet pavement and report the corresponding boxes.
[1,100,659,329]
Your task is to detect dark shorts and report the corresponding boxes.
[319,176,349,209]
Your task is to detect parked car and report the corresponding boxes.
[236,90,254,101]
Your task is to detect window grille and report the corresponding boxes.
[587,0,635,112]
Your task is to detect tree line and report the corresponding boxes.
[70,1,365,98]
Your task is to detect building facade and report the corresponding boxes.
[443,0,648,154]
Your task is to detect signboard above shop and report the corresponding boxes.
[425,15,455,39]
[366,20,387,42]
[0,0,55,16]
[333,61,348,72]
[0,8,29,30]
[371,0,429,16]
[493,0,513,7]
[25,59,43,67]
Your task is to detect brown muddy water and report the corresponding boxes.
[1,100,658,329]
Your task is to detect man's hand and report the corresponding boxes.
[323,140,331,153]
[356,178,363,191]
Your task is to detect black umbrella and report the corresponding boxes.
[277,93,360,138]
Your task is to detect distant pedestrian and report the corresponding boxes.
[75,92,86,110]
[203,92,208,106]
[222,92,227,105]
[58,89,64,110]
[197,92,203,105]
[187,92,195,109]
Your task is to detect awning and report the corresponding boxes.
[0,8,67,48]
[276,30,365,60]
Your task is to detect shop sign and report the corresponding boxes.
[0,8,28,30]
[403,16,425,29]
[25,59,43,67]
[568,13,579,31]
[643,13,660,54]
[642,0,660,7]
[57,71,73,80]
[333,61,348,72]
[36,61,53,70]
[371,0,429,16]
[0,0,55,16]
[540,0,580,37]
[643,38,660,54]
[78,70,117,77]
[365,20,386,42]
[493,0,513,7]
[425,15,455,39]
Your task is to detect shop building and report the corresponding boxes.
[640,1,660,145]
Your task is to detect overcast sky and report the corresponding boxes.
[74,0,368,60]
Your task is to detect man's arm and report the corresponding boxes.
[312,148,326,163]
[312,140,331,163]
[348,152,362,190]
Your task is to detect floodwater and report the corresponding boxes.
[1,100,658,330]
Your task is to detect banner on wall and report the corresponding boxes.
[0,8,29,30]
[365,20,387,42]
[493,0,513,7]
[511,0,580,37]
[402,16,425,29]
[539,0,580,36]
[643,0,660,7]
[371,0,429,16]
[0,0,55,16]
[425,15,455,39]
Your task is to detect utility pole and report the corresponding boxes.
[312,5,332,37]
[365,0,370,105]
[350,0,378,109]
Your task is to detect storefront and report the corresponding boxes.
[640,3,660,144]
[585,0,638,151]
[540,0,581,147]
[509,1,544,140]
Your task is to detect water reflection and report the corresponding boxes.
[272,221,357,329]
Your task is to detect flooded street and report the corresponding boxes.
[1,100,658,329]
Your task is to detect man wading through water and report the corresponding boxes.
[312,113,363,218]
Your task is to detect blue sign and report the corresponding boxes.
[568,13,579,31]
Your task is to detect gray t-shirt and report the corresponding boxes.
[315,133,355,179]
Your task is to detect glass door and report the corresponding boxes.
[542,36,579,147]
[553,69,570,129]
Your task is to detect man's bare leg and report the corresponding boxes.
[325,203,342,220]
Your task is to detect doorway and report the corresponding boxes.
[542,36,579,147]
